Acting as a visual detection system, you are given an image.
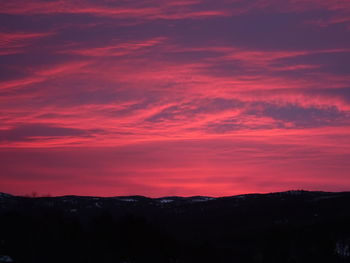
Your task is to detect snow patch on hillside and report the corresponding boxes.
[0,255,13,262]
[159,199,174,203]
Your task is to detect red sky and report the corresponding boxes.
[1,0,350,197]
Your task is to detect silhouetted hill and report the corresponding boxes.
[1,190,350,263]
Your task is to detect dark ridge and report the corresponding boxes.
[1,190,350,263]
[1,189,346,199]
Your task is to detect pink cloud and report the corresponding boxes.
[0,0,229,20]
[0,31,53,55]
[1,0,349,196]
[1,134,350,196]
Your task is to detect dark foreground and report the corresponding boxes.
[0,190,350,263]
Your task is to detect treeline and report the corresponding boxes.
[1,192,350,262]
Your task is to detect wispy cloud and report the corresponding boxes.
[0,0,349,195]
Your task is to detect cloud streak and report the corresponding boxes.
[0,0,349,196]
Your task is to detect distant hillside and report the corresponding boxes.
[1,190,350,263]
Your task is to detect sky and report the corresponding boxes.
[0,0,350,197]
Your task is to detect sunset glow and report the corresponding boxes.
[1,0,350,197]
